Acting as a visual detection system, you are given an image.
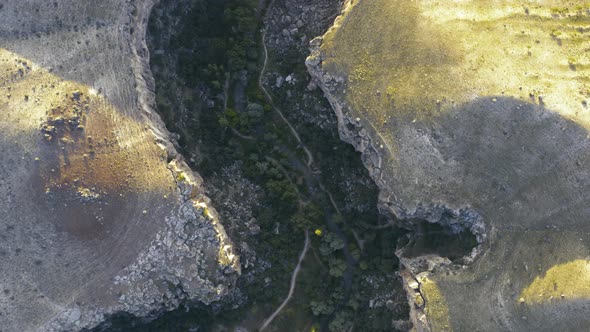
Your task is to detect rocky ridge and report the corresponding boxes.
[0,0,238,331]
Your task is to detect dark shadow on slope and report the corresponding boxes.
[389,95,590,331]
[397,221,478,263]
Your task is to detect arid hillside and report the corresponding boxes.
[0,1,238,330]
[308,1,590,330]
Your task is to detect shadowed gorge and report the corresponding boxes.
[397,222,478,263]
[92,0,411,330]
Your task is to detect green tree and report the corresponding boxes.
[290,203,324,231]
[310,300,335,316]
[328,258,347,277]
[329,310,354,332]
[319,232,345,256]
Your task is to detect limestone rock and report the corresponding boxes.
[308,0,590,331]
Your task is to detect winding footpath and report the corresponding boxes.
[257,28,354,329]
[259,230,310,331]
[259,30,341,215]
[259,31,314,168]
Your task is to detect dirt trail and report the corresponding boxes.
[259,31,314,168]
[257,24,355,330]
[259,230,310,331]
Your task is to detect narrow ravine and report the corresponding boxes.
[94,0,410,330]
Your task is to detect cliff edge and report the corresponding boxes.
[0,0,238,330]
[308,1,590,330]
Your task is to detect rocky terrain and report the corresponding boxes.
[308,0,590,331]
[8,0,588,330]
[0,1,238,330]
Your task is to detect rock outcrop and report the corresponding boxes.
[308,1,590,331]
[0,0,238,330]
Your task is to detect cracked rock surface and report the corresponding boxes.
[0,0,238,331]
[308,0,590,331]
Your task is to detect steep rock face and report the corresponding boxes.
[308,1,590,331]
[0,1,238,331]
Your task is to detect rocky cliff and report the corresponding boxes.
[0,0,238,330]
[308,1,590,331]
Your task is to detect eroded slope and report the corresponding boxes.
[0,1,238,330]
[308,1,590,331]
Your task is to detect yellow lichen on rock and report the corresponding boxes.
[520,259,590,303]
[420,276,452,332]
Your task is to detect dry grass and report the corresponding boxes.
[521,259,590,303]
[321,0,590,130]
[0,48,172,194]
